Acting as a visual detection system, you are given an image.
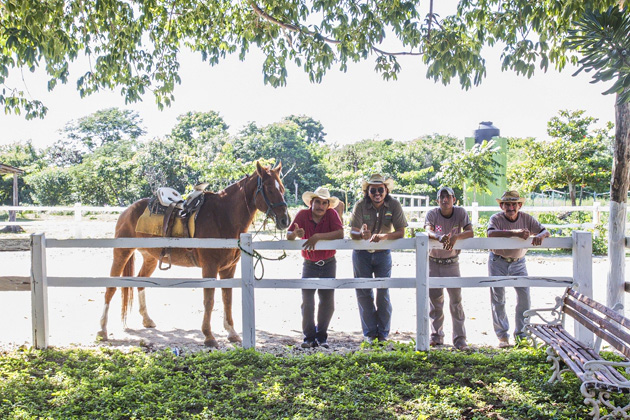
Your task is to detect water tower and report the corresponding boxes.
[463,122,507,206]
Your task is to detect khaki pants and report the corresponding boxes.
[429,260,466,347]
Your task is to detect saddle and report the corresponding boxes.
[136,182,209,270]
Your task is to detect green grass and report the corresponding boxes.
[0,343,607,419]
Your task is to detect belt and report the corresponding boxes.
[498,255,523,263]
[429,256,459,265]
[366,250,388,254]
[304,257,335,266]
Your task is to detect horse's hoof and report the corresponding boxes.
[96,331,108,341]
[204,338,220,348]
[143,319,156,328]
[228,335,242,344]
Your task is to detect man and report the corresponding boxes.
[350,174,407,343]
[288,186,344,349]
[487,190,550,348]
[424,186,473,350]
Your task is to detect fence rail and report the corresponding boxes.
[0,202,615,236]
[18,232,593,351]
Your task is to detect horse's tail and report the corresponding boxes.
[120,254,135,325]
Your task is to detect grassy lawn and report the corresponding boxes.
[0,342,609,419]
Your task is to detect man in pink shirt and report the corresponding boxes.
[288,187,344,349]
[487,190,550,348]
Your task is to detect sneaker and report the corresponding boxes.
[377,335,387,342]
[301,339,318,349]
[363,336,377,344]
[318,339,330,349]
[498,338,510,348]
[430,340,443,347]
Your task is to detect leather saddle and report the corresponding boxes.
[144,182,209,270]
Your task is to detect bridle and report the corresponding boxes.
[253,175,287,221]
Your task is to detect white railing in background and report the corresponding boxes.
[25,232,593,351]
[0,202,611,235]
[0,204,126,238]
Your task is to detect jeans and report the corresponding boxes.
[488,252,530,339]
[429,260,466,347]
[352,250,392,339]
[301,258,336,342]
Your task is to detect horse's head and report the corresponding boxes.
[254,161,291,230]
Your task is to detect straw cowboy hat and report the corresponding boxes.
[361,173,395,192]
[496,190,526,205]
[302,187,340,208]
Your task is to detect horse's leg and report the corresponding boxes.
[97,287,117,340]
[202,288,218,348]
[220,266,241,344]
[136,256,158,328]
[98,247,134,340]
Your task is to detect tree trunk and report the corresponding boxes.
[569,182,577,206]
[607,97,630,314]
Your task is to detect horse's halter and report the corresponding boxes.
[254,175,287,221]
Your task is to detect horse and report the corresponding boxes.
[98,161,291,347]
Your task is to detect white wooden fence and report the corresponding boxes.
[25,231,593,351]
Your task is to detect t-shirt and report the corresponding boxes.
[290,208,344,261]
[424,206,471,259]
[350,197,408,235]
[487,211,547,259]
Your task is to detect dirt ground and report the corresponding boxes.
[0,216,623,354]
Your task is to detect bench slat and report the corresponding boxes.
[565,293,630,349]
[564,304,630,360]
[568,288,630,330]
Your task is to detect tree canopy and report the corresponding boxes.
[1,1,625,119]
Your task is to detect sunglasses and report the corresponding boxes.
[369,187,385,195]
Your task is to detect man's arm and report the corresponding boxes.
[531,228,550,246]
[444,224,473,250]
[487,229,530,240]
[370,227,405,242]
[302,229,344,250]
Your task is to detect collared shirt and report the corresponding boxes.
[350,197,408,235]
[425,206,471,259]
[291,208,344,261]
[487,211,547,259]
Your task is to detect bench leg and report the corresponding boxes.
[546,347,567,383]
[581,383,630,419]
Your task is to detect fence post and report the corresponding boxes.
[74,203,83,238]
[240,233,256,349]
[472,202,479,227]
[593,201,600,225]
[31,233,49,349]
[415,232,430,351]
[572,231,594,347]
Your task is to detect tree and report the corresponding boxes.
[508,110,613,205]
[566,7,630,310]
[0,140,43,205]
[46,108,146,166]
[436,140,500,203]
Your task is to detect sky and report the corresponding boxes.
[0,46,617,150]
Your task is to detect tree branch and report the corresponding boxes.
[248,0,423,56]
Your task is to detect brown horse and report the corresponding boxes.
[98,161,291,347]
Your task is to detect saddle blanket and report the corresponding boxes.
[135,207,197,238]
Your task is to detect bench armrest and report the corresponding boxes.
[524,296,563,326]
[584,360,630,387]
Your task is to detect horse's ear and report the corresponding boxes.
[255,161,265,177]
[273,161,282,172]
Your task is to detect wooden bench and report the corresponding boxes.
[524,287,630,420]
